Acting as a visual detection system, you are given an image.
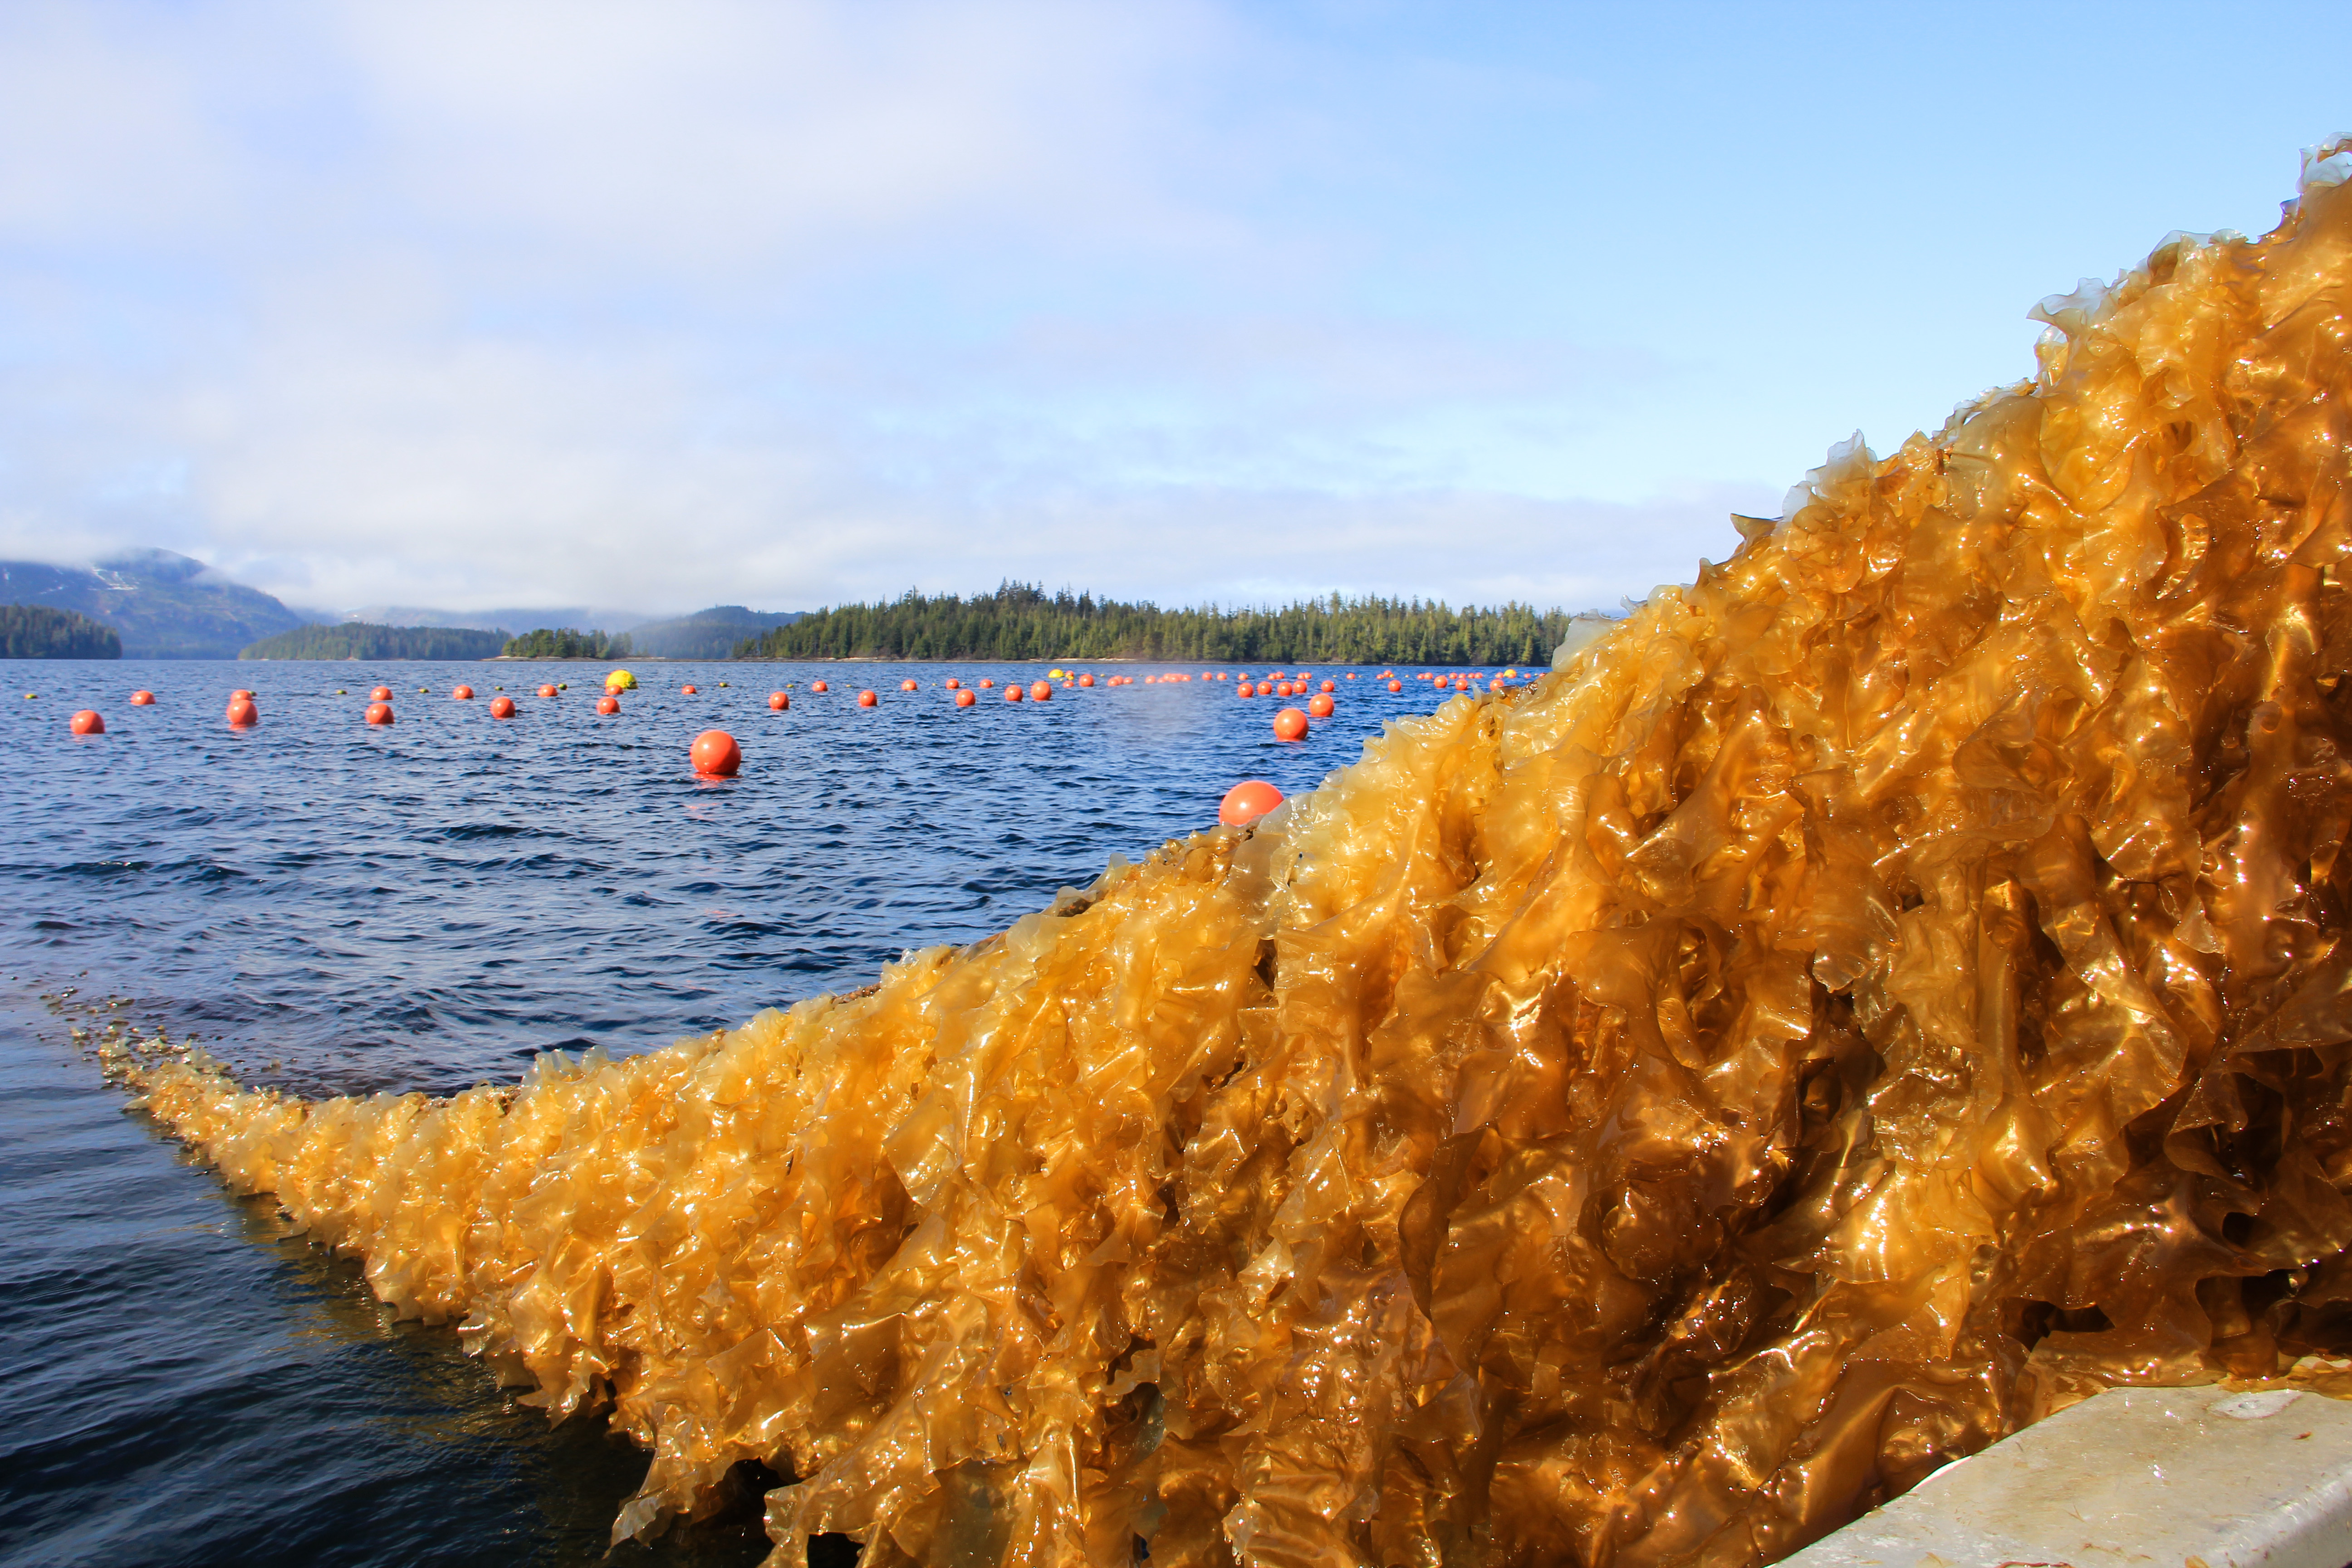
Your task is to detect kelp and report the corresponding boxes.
[121,141,2352,1566]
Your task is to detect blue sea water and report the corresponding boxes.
[0,657,1492,1568]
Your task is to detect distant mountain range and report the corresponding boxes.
[625,606,804,658]
[314,604,656,634]
[305,601,802,657]
[0,549,310,658]
[0,548,804,659]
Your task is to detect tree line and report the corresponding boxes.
[240,622,509,660]
[0,604,121,659]
[500,628,636,659]
[740,584,1573,665]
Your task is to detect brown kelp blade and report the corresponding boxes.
[124,139,2352,1567]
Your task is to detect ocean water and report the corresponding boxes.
[0,657,1486,1568]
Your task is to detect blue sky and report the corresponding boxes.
[0,0,2344,615]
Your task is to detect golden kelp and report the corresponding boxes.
[125,141,2352,1567]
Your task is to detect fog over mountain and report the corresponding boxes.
[0,549,308,659]
[0,546,813,658]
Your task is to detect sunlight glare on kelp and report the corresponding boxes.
[118,138,2352,1567]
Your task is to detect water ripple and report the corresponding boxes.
[0,654,1473,1566]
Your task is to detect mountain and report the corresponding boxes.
[625,606,804,659]
[0,549,310,658]
[325,604,652,634]
[240,622,508,660]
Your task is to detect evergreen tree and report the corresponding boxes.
[739,583,1572,665]
[241,622,510,660]
[499,628,636,659]
[0,604,121,658]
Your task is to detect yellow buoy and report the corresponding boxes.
[605,668,638,691]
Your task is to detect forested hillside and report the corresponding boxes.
[0,549,305,657]
[240,622,508,660]
[500,627,635,659]
[742,584,1569,665]
[0,604,122,658]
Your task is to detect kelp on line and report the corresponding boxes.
[118,141,2352,1567]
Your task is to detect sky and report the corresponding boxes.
[0,1,2345,618]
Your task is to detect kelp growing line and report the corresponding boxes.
[116,141,2352,1567]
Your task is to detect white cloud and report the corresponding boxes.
[0,0,1744,615]
[17,0,2317,617]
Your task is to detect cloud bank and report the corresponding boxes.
[0,0,2338,613]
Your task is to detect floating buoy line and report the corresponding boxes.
[49,664,1510,818]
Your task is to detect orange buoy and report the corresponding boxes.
[1387,679,1402,692]
[978,678,995,689]
[452,685,475,700]
[1005,685,1025,703]
[489,695,516,718]
[596,695,620,715]
[945,677,961,690]
[69,709,104,735]
[1031,681,1052,701]
[129,690,155,706]
[1308,693,1335,717]
[690,729,741,777]
[1274,682,1294,698]
[538,683,558,698]
[1219,779,1284,827]
[363,701,393,725]
[226,697,259,727]
[1237,681,1255,698]
[1272,706,1308,741]
[369,686,392,701]
[1345,673,1356,680]
[1078,673,1095,687]
[1319,680,1335,693]
[682,683,698,695]
[230,688,254,701]
[768,691,789,710]
[812,680,830,693]
[955,689,976,707]
[900,679,919,691]
[858,689,878,707]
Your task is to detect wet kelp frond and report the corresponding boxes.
[127,143,2352,1567]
